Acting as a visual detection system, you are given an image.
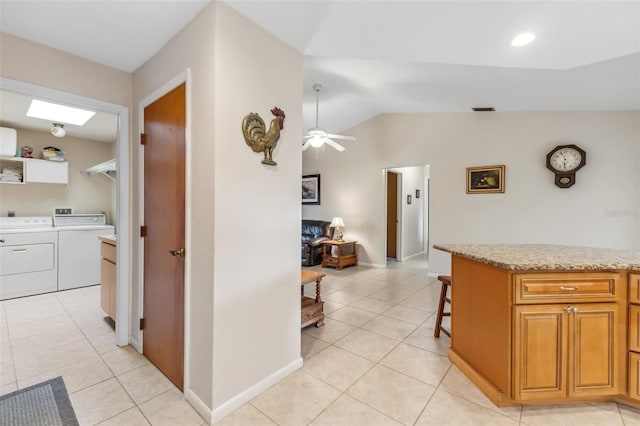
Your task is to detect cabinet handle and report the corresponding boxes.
[565,306,573,313]
[572,307,578,313]
[0,239,4,243]
[559,286,578,291]
[12,248,27,253]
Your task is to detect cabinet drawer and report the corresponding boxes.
[514,273,619,304]
[101,242,116,263]
[630,273,640,304]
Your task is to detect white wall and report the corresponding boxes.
[303,111,640,274]
[212,2,303,413]
[0,128,115,222]
[134,1,303,419]
[388,165,426,260]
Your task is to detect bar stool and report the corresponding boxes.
[434,275,451,338]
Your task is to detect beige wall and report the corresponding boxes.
[303,111,640,274]
[212,3,303,411]
[0,33,132,108]
[0,128,115,223]
[133,2,303,417]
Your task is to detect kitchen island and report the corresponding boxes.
[434,244,640,409]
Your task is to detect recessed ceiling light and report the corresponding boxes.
[511,33,536,47]
[27,99,96,126]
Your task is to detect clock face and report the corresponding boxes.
[549,147,583,172]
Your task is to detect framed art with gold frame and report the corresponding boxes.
[466,165,505,194]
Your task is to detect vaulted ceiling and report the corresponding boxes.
[1,0,638,137]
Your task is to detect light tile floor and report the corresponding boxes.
[0,285,206,426]
[1,256,639,425]
[220,256,640,426]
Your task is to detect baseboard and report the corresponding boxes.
[357,262,385,268]
[400,251,426,261]
[186,388,212,424]
[130,336,141,352]
[210,357,303,424]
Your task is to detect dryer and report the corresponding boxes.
[54,214,114,290]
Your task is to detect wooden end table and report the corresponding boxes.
[300,270,325,328]
[322,240,358,270]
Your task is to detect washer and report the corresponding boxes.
[0,216,57,300]
[54,214,115,290]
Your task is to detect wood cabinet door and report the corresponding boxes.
[630,352,640,401]
[514,305,568,400]
[569,303,619,397]
[630,274,640,304]
[630,305,640,352]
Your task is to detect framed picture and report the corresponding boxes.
[302,174,321,204]
[466,165,505,194]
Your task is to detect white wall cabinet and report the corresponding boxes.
[24,159,68,184]
[0,157,68,185]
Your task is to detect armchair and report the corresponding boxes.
[301,220,333,266]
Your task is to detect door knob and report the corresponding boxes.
[169,248,185,257]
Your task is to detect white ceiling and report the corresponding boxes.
[1,0,638,137]
[0,90,117,143]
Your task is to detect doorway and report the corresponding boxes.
[142,83,186,390]
[385,165,430,264]
[386,171,399,260]
[0,77,131,346]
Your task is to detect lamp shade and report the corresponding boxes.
[330,217,345,228]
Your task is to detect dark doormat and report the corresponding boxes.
[0,376,79,426]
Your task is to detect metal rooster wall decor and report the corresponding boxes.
[241,107,286,166]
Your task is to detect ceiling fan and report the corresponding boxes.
[302,84,356,152]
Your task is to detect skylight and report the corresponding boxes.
[26,100,96,126]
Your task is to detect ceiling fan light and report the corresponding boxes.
[511,33,536,47]
[309,137,324,148]
[51,123,66,137]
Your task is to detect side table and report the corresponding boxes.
[300,269,325,328]
[322,240,358,270]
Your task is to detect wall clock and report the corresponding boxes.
[546,144,586,188]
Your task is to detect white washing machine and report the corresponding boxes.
[54,214,115,290]
[0,216,58,300]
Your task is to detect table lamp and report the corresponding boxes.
[330,217,345,242]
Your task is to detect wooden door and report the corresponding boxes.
[569,303,619,397]
[386,172,398,259]
[143,83,186,390]
[513,304,567,401]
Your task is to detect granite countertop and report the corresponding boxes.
[434,244,640,271]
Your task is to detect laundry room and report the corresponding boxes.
[0,89,118,301]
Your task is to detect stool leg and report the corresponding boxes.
[434,281,448,338]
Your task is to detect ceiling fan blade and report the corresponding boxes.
[327,133,356,141]
[302,135,313,140]
[302,140,312,151]
[324,138,346,152]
